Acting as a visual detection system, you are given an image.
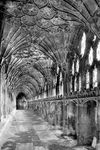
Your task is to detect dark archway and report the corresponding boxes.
[16,92,27,110]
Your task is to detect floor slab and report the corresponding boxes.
[0,110,82,150]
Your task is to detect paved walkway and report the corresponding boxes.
[0,110,88,150]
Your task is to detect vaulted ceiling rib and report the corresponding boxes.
[0,0,100,100]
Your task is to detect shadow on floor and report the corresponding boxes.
[48,143,74,150]
[11,129,43,145]
[1,141,16,150]
[1,129,43,149]
[1,142,74,150]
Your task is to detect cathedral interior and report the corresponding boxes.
[0,0,100,150]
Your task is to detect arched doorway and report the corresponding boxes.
[16,92,27,110]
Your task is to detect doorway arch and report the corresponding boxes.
[16,92,27,109]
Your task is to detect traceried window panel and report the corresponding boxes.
[60,72,62,82]
[76,59,79,72]
[72,61,74,75]
[81,32,86,57]
[86,71,90,89]
[52,87,56,97]
[70,77,72,92]
[89,47,93,65]
[93,35,96,42]
[57,65,59,74]
[93,66,98,88]
[96,41,100,61]
[74,77,77,91]
[79,76,81,91]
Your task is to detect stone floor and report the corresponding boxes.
[0,110,91,150]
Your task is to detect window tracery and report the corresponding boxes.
[74,77,77,91]
[79,76,81,91]
[93,35,96,42]
[86,71,90,89]
[93,66,98,88]
[81,32,86,57]
[89,47,93,65]
[60,72,62,82]
[96,41,100,61]
[70,77,72,92]
[72,61,74,75]
[76,59,79,72]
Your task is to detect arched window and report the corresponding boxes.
[93,66,98,88]
[57,65,59,74]
[72,61,74,75]
[96,41,100,61]
[70,77,72,92]
[81,32,86,57]
[79,76,81,91]
[86,71,90,89]
[60,72,62,82]
[76,59,79,72]
[93,35,96,42]
[89,47,93,65]
[74,77,77,91]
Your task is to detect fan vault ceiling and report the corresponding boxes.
[0,0,100,99]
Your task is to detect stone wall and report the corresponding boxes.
[0,73,16,122]
[78,101,97,145]
[31,98,100,147]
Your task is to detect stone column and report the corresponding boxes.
[96,100,100,150]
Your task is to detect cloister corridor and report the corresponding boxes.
[0,109,80,150]
[0,0,100,150]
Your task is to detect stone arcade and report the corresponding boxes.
[0,0,100,149]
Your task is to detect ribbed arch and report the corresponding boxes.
[0,0,100,101]
[11,72,43,88]
[13,81,38,96]
[12,75,41,92]
[15,85,36,99]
